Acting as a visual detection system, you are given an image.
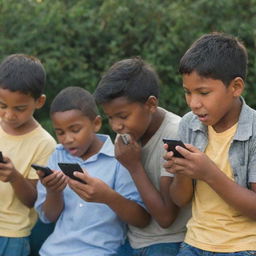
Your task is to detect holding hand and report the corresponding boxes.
[68,171,114,204]
[38,170,67,193]
[114,134,142,172]
[163,143,218,182]
[0,156,20,183]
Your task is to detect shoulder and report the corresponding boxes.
[180,111,197,124]
[153,108,181,139]
[160,108,181,129]
[237,99,256,137]
[32,126,56,147]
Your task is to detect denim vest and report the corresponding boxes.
[179,97,256,188]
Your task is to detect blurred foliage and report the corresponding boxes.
[0,0,256,136]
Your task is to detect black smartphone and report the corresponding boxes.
[31,164,53,177]
[120,134,130,145]
[0,151,5,163]
[58,163,84,183]
[162,139,187,158]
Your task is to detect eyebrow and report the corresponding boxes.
[183,86,210,91]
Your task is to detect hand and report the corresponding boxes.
[0,156,20,183]
[39,170,67,193]
[163,143,218,182]
[114,134,142,172]
[68,171,114,204]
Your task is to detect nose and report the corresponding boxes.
[187,95,202,110]
[3,109,16,121]
[110,118,124,133]
[62,133,74,145]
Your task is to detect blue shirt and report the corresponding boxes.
[179,97,256,187]
[35,134,144,256]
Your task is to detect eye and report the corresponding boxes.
[71,127,81,133]
[0,104,7,109]
[55,129,64,136]
[200,91,210,95]
[15,107,27,112]
[184,89,191,95]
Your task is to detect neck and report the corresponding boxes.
[140,107,165,146]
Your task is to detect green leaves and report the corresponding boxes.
[0,0,255,135]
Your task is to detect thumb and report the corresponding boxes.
[175,143,201,159]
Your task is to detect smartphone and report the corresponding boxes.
[120,134,130,145]
[0,151,5,163]
[58,163,85,183]
[31,164,53,177]
[162,139,187,158]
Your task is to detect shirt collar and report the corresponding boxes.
[188,97,253,141]
[96,134,115,157]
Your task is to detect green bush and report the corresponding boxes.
[0,0,256,136]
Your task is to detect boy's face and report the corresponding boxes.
[51,109,101,159]
[102,96,155,142]
[0,88,44,133]
[183,71,242,132]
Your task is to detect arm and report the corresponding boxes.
[114,136,179,228]
[170,144,256,220]
[68,172,150,228]
[163,148,194,207]
[38,170,67,222]
[0,157,37,208]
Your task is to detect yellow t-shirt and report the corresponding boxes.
[185,123,256,252]
[0,125,56,237]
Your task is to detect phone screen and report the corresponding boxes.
[58,163,85,183]
[162,139,186,158]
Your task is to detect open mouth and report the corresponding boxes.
[196,114,208,122]
[67,147,79,155]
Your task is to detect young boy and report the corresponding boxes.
[0,54,56,256]
[34,86,150,256]
[94,57,191,256]
[163,32,256,255]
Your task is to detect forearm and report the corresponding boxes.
[169,174,193,207]
[130,164,178,227]
[106,190,150,228]
[42,191,64,222]
[11,173,37,208]
[206,166,256,220]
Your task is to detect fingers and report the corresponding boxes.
[42,171,67,191]
[174,143,199,159]
[73,171,90,184]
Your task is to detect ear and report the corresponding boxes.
[35,94,46,109]
[230,77,244,97]
[145,96,158,113]
[93,115,102,133]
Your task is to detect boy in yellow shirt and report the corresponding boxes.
[164,32,256,255]
[0,54,56,256]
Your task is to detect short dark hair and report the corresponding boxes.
[94,56,160,104]
[179,32,248,86]
[0,54,46,99]
[50,86,99,120]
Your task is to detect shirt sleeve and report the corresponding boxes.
[114,163,146,208]
[248,139,256,183]
[34,151,59,223]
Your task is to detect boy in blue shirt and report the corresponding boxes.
[94,57,191,256]
[35,86,150,256]
[164,32,256,255]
